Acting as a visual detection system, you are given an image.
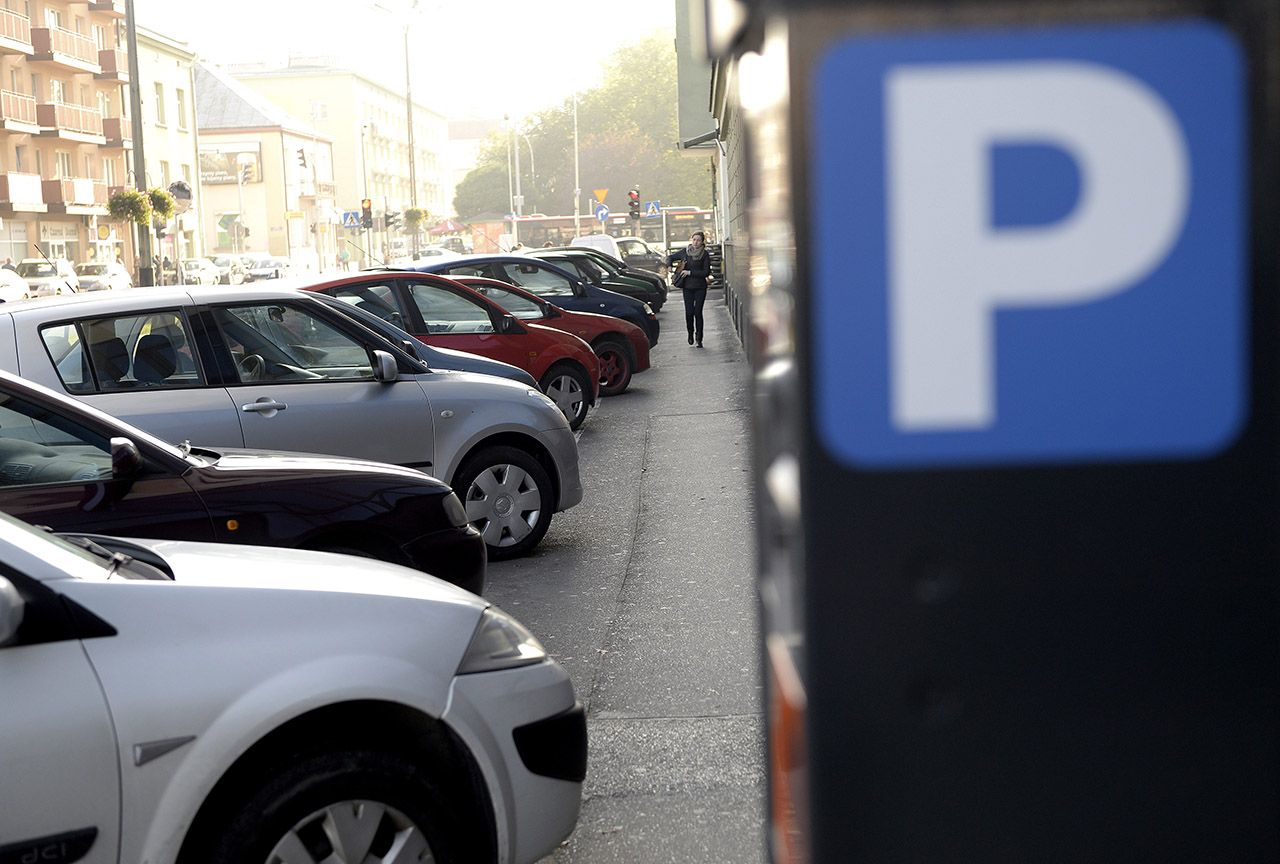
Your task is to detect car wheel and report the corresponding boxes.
[539,363,590,430]
[454,445,553,560]
[182,749,461,864]
[594,339,633,397]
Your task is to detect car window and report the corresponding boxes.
[466,283,545,320]
[494,262,575,296]
[211,303,374,384]
[0,390,111,487]
[76,264,107,275]
[40,311,203,393]
[322,283,405,327]
[441,264,488,278]
[17,262,54,278]
[405,283,495,334]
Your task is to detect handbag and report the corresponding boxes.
[673,266,688,287]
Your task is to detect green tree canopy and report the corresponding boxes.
[454,31,713,221]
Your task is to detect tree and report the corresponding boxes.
[454,31,713,220]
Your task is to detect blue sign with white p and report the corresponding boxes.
[812,21,1247,469]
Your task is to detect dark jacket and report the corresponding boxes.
[669,247,711,291]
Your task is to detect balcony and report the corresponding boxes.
[0,90,39,133]
[95,48,127,82]
[37,101,105,143]
[31,26,100,73]
[102,116,130,148]
[0,8,33,55]
[87,0,125,18]
[0,172,48,213]
[43,177,108,214]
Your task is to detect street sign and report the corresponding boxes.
[812,21,1245,469]
[284,210,304,220]
[593,188,608,204]
[594,203,609,223]
[341,210,361,229]
[645,200,660,218]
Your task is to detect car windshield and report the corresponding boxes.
[182,261,202,270]
[76,264,107,275]
[212,257,234,266]
[17,262,54,277]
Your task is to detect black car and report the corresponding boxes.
[537,246,669,304]
[0,370,486,594]
[530,249,667,310]
[413,256,661,347]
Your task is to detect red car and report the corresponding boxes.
[453,276,651,396]
[300,271,599,430]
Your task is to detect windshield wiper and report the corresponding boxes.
[59,533,133,578]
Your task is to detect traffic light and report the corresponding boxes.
[628,188,640,220]
[296,148,307,168]
[361,198,373,229]
[385,210,401,231]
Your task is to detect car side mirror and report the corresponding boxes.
[498,313,519,334]
[572,281,588,298]
[0,576,24,647]
[372,349,399,382]
[110,436,142,477]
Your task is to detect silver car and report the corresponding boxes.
[0,286,583,560]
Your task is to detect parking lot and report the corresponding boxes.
[483,295,765,862]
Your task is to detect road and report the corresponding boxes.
[481,292,766,863]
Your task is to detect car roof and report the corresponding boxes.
[0,284,344,316]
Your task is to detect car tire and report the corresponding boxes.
[539,362,590,430]
[183,749,462,864]
[594,338,633,397]
[454,445,553,560]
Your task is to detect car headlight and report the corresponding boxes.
[642,303,655,316]
[457,606,546,674]
[528,388,558,409]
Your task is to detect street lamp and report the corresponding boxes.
[573,91,581,236]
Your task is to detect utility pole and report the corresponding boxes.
[573,92,581,237]
[124,0,151,286]
[361,124,371,267]
[512,119,522,247]
[404,8,417,209]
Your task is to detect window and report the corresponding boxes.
[9,71,18,94]
[465,282,546,320]
[44,8,61,29]
[102,157,115,186]
[41,314,203,393]
[29,73,40,101]
[323,284,404,326]
[211,303,374,384]
[96,90,108,118]
[49,79,64,103]
[493,262,576,296]
[175,88,187,130]
[159,160,169,187]
[0,390,112,487]
[180,163,191,182]
[153,82,165,125]
[14,145,26,174]
[405,284,495,334]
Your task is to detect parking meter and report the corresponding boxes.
[738,1,1280,861]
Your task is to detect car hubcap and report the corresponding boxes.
[545,374,584,422]
[465,463,542,547]
[599,351,625,388]
[266,799,433,864]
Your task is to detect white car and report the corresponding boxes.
[0,509,585,863]
[180,258,220,285]
[17,257,78,297]
[75,261,132,292]
[246,256,292,281]
[0,266,27,302]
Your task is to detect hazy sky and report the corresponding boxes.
[133,0,676,121]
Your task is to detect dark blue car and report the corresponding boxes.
[412,256,660,347]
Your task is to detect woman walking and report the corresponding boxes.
[669,231,712,347]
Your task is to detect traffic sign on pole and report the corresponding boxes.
[342,210,361,229]
[645,200,660,218]
[594,203,610,223]
[593,188,609,204]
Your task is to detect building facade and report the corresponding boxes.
[229,61,448,258]
[0,0,131,267]
[194,62,336,271]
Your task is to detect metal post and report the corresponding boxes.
[404,14,417,209]
[512,120,522,247]
[124,0,151,286]
[361,124,371,268]
[505,114,514,249]
[235,167,245,255]
[573,92,581,237]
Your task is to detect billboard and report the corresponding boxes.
[200,142,262,185]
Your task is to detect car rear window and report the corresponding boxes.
[40,311,205,393]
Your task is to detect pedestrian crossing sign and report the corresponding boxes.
[645,201,660,218]
[342,210,361,229]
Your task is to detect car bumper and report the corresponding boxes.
[444,661,584,864]
[629,332,651,374]
[402,523,487,596]
[542,426,583,511]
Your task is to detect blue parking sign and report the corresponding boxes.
[811,21,1247,469]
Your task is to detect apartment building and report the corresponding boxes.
[0,0,130,265]
[194,61,336,271]
[230,60,449,223]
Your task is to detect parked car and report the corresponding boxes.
[570,232,622,259]
[180,258,220,285]
[0,287,583,560]
[209,255,247,284]
[543,245,670,298]
[531,249,666,310]
[245,256,292,281]
[300,271,600,430]
[309,289,539,387]
[0,509,585,864]
[0,369,485,592]
[17,257,78,297]
[0,267,28,302]
[415,256,660,347]
[74,261,132,292]
[455,276,651,397]
[615,235,668,274]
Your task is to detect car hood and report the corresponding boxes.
[201,447,449,488]
[112,535,485,606]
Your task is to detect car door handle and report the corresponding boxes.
[240,399,288,414]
